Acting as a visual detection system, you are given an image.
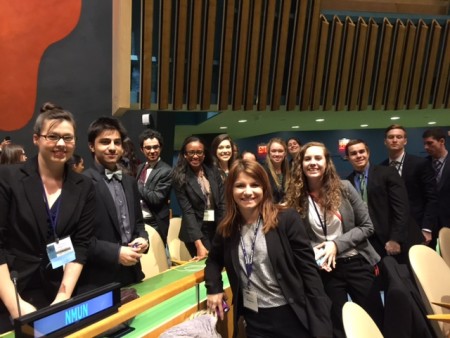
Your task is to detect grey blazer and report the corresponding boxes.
[303,180,380,266]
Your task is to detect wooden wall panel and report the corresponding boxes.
[373,18,393,110]
[312,15,329,110]
[337,17,355,111]
[396,20,416,110]
[187,0,203,109]
[158,0,172,109]
[201,0,217,109]
[349,17,367,111]
[173,0,188,109]
[359,18,378,110]
[141,0,154,109]
[324,16,343,110]
[386,19,406,110]
[434,20,450,108]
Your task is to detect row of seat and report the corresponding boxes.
[140,217,192,279]
[344,227,450,338]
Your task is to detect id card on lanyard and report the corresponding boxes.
[43,189,76,269]
[240,216,261,312]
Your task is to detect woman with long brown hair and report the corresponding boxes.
[285,142,384,338]
[205,159,331,338]
[264,137,290,203]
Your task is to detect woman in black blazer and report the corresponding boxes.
[205,160,332,338]
[173,136,225,259]
[0,103,95,333]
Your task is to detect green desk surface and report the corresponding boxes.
[128,261,229,337]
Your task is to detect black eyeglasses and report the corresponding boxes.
[186,150,204,157]
[143,145,160,151]
[39,134,75,143]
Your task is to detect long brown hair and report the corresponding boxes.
[285,142,342,217]
[217,159,284,238]
[265,137,290,190]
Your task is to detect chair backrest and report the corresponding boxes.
[167,217,192,262]
[409,244,450,337]
[140,224,170,279]
[342,302,383,338]
[439,227,450,268]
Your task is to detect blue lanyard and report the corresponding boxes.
[239,216,261,288]
[42,185,62,243]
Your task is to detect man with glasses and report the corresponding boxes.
[136,129,172,245]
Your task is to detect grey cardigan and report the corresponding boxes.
[303,180,380,266]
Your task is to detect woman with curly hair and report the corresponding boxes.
[205,159,332,338]
[264,137,290,203]
[285,142,383,338]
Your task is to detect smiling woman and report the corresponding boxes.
[210,134,237,182]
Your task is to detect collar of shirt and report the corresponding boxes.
[389,151,405,164]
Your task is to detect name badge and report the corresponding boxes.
[46,236,76,269]
[203,209,215,222]
[243,289,258,312]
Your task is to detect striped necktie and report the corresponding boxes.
[359,173,368,203]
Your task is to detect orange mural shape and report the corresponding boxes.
[0,0,82,131]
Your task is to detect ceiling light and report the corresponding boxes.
[291,125,300,129]
[219,126,228,129]
[315,118,325,122]
[390,116,400,120]
[428,121,437,125]
[238,119,247,123]
[360,124,368,127]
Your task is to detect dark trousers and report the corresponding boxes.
[185,221,216,257]
[320,255,384,338]
[243,304,311,338]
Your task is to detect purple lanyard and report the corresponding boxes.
[239,216,261,288]
[42,185,62,243]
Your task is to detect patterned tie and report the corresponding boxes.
[433,159,442,182]
[105,169,123,181]
[359,173,368,203]
[139,163,149,183]
[390,160,400,173]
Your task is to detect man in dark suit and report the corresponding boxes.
[345,139,412,263]
[79,117,149,292]
[381,124,438,246]
[423,128,450,247]
[136,129,172,245]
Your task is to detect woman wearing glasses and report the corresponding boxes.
[0,103,95,333]
[173,136,225,259]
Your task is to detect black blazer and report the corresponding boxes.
[80,167,148,290]
[173,165,225,243]
[0,157,95,299]
[264,164,286,203]
[347,165,412,257]
[205,208,332,337]
[426,155,450,232]
[381,154,438,232]
[136,160,172,240]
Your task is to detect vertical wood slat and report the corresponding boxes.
[433,20,450,108]
[286,0,308,110]
[407,20,428,109]
[159,0,172,109]
[187,0,203,109]
[349,17,367,111]
[141,0,154,109]
[312,15,329,110]
[201,0,217,109]
[359,18,378,110]
[257,0,277,110]
[271,0,292,110]
[232,0,251,110]
[245,0,263,110]
[373,18,393,110]
[386,19,406,110]
[420,20,442,109]
[324,16,343,110]
[173,0,189,110]
[218,0,235,110]
[337,17,355,111]
[301,0,322,110]
[396,20,416,109]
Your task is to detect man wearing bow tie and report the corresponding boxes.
[78,117,149,293]
[381,124,437,247]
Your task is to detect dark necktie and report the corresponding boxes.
[359,173,368,203]
[105,169,123,181]
[139,163,149,183]
[433,159,442,182]
[390,160,400,173]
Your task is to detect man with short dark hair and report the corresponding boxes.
[79,117,149,292]
[381,124,437,246]
[423,128,450,246]
[345,139,415,263]
[136,129,172,244]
